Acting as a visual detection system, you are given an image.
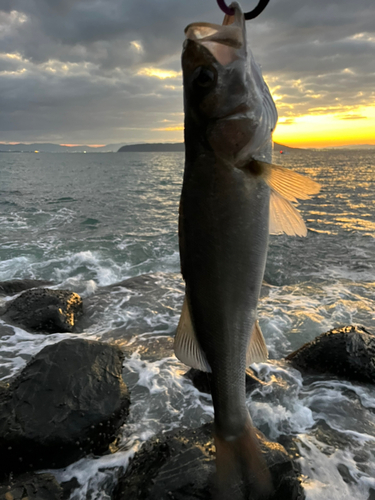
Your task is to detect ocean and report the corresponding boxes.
[0,150,374,499]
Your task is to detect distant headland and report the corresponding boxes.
[118,143,184,152]
[117,142,297,152]
[0,142,294,153]
[1,142,374,153]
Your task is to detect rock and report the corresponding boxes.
[337,463,356,485]
[1,288,83,333]
[0,338,130,477]
[113,423,304,500]
[286,325,375,384]
[0,382,9,398]
[0,473,63,500]
[0,279,54,296]
[0,323,15,339]
[185,368,264,395]
[60,477,80,499]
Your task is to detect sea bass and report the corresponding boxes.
[175,2,320,496]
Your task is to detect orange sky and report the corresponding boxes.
[119,67,375,149]
[273,105,375,148]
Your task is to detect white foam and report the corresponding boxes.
[249,362,315,438]
[46,446,138,500]
[0,256,33,281]
[0,322,100,381]
[298,435,375,500]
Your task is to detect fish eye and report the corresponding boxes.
[193,66,216,88]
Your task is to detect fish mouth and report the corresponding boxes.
[185,22,243,50]
[184,7,245,67]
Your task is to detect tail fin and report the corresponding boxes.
[214,422,273,500]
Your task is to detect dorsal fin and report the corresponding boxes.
[246,320,268,365]
[174,297,211,372]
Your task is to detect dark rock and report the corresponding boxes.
[123,336,175,361]
[0,323,16,339]
[368,488,375,500]
[0,382,9,398]
[286,325,375,384]
[277,435,302,462]
[0,473,63,500]
[1,288,83,333]
[60,477,80,500]
[337,463,356,485]
[0,279,54,296]
[185,368,264,395]
[0,338,130,477]
[113,423,304,500]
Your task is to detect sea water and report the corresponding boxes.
[0,150,374,499]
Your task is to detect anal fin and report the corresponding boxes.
[246,320,268,366]
[174,296,211,372]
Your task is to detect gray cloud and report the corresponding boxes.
[0,0,374,144]
[339,114,367,120]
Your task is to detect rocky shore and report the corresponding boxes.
[0,277,374,499]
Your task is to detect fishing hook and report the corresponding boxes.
[216,0,270,20]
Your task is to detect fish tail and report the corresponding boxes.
[213,421,273,499]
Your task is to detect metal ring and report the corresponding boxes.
[216,0,270,20]
[216,0,234,16]
[244,0,270,20]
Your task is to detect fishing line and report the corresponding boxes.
[216,0,270,19]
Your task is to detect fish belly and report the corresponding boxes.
[180,154,269,438]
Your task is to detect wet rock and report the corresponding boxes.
[0,323,15,339]
[337,463,356,485]
[0,279,54,296]
[60,477,80,500]
[0,381,9,397]
[277,435,302,463]
[185,368,264,395]
[0,338,130,477]
[113,423,304,500]
[286,325,375,384]
[1,288,83,333]
[0,473,63,500]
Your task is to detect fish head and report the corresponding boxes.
[182,2,277,163]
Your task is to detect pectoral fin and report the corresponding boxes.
[174,297,211,372]
[246,320,268,365]
[269,190,308,236]
[261,161,321,203]
[248,160,321,237]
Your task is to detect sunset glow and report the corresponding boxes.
[146,103,375,149]
[273,105,375,148]
[137,67,181,79]
[1,1,374,148]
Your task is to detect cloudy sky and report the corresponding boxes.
[1,0,374,147]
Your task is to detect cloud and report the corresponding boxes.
[0,0,374,143]
[279,118,296,125]
[339,114,367,120]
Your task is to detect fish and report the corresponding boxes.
[174,2,320,497]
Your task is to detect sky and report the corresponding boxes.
[0,0,374,148]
